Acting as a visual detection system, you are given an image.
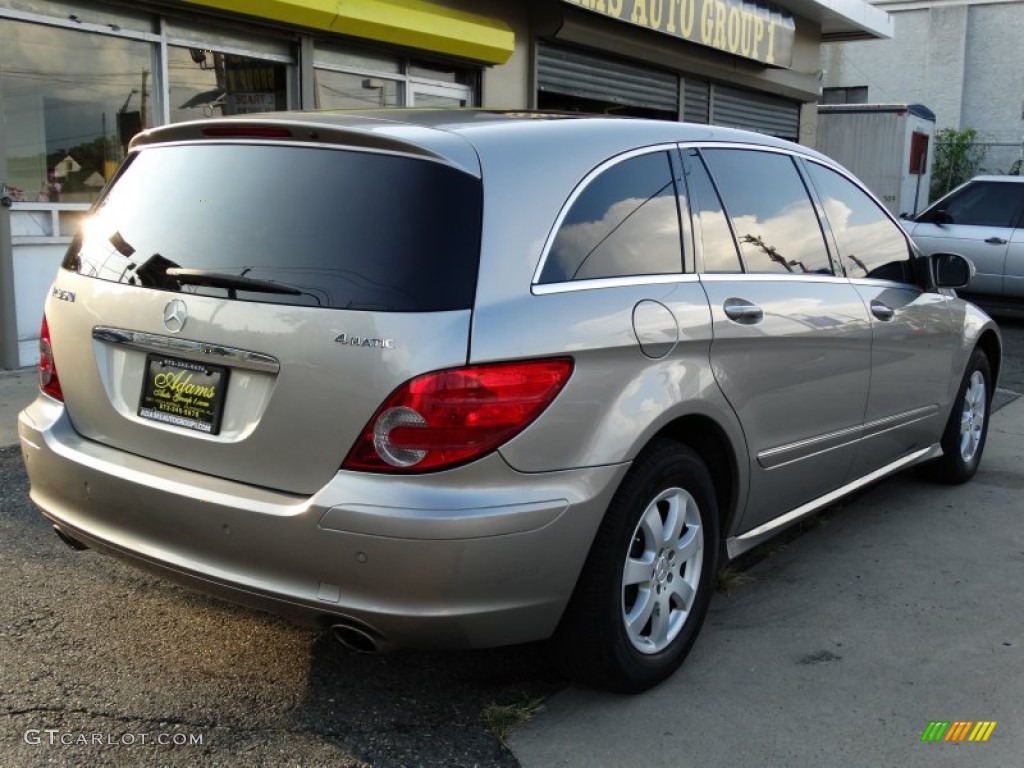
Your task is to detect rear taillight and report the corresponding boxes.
[38,315,63,401]
[342,358,574,473]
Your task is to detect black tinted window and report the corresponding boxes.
[682,149,741,273]
[540,151,682,283]
[64,144,481,311]
[805,162,913,283]
[702,149,833,275]
[932,181,1024,227]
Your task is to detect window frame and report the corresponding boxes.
[531,144,691,293]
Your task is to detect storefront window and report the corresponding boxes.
[169,47,288,122]
[2,1,155,33]
[0,18,154,203]
[313,42,475,110]
[409,61,474,85]
[409,86,469,108]
[315,71,402,109]
[314,43,401,75]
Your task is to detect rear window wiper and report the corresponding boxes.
[166,268,302,299]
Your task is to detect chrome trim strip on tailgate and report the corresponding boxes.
[92,327,280,373]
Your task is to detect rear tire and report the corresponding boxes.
[925,348,992,484]
[550,440,719,693]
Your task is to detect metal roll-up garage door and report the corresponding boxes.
[537,41,678,115]
[713,84,799,141]
[684,79,711,125]
[683,77,799,142]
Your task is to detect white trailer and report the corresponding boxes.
[816,103,936,217]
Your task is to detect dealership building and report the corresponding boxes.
[0,0,891,369]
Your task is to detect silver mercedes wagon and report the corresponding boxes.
[19,110,1001,692]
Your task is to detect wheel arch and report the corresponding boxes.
[651,413,742,548]
[975,328,1002,390]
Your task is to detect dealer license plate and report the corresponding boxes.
[138,354,229,435]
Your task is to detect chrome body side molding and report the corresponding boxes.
[727,444,943,558]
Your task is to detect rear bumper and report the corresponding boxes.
[18,395,627,649]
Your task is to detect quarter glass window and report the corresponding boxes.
[682,149,741,273]
[805,162,914,283]
[702,149,833,275]
[540,151,683,283]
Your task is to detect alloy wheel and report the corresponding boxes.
[959,370,987,463]
[621,487,704,654]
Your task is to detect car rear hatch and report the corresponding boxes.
[46,122,482,495]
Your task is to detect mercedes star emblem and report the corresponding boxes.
[162,299,188,333]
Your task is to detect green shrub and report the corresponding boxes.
[930,127,987,200]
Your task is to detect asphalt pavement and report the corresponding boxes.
[3,318,1023,767]
[510,395,1024,767]
[0,369,36,448]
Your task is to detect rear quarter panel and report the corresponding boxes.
[465,123,748,512]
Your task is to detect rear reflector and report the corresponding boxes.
[343,358,574,473]
[38,314,63,401]
[201,125,292,138]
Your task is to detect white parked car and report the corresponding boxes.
[904,175,1024,301]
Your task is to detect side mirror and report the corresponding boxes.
[932,252,975,289]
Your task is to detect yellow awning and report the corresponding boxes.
[180,0,514,64]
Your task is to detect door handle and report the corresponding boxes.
[870,301,895,321]
[723,298,764,324]
[985,237,1007,245]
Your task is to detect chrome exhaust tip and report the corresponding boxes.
[330,623,380,654]
[53,525,89,551]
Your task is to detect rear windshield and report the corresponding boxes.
[63,143,482,312]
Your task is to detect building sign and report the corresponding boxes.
[228,92,277,114]
[563,0,796,68]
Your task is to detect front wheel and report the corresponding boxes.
[926,348,992,484]
[550,440,719,693]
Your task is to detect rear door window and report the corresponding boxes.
[701,149,834,275]
[64,143,482,312]
[539,150,684,283]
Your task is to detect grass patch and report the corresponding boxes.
[715,566,754,593]
[482,698,545,748]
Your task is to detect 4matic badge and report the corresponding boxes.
[334,332,397,349]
